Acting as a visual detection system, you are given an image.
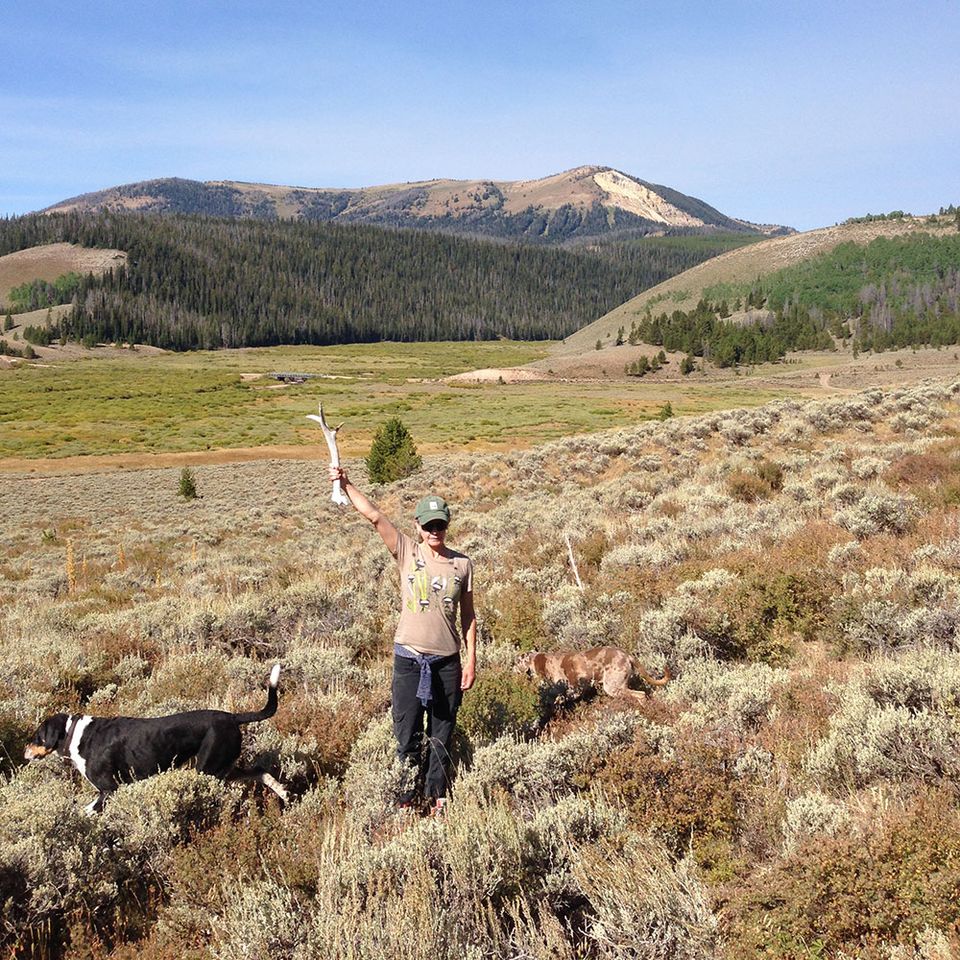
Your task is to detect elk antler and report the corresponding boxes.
[306,403,350,506]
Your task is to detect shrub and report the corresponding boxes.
[669,658,787,733]
[575,836,717,960]
[597,735,742,857]
[726,459,784,503]
[484,582,549,652]
[726,470,771,503]
[457,713,643,807]
[886,446,960,490]
[457,670,542,745]
[271,694,374,782]
[208,875,305,959]
[781,791,850,853]
[723,788,960,958]
[0,710,33,777]
[756,458,785,491]
[804,652,960,788]
[155,803,326,954]
[0,773,131,953]
[366,417,422,484]
[103,769,235,869]
[835,490,917,537]
[721,570,830,664]
[341,714,418,834]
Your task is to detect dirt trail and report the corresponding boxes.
[0,439,500,476]
[0,445,331,475]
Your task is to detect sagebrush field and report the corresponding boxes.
[2,375,960,958]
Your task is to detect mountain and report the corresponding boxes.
[41,166,794,244]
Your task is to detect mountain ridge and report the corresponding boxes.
[41,166,794,244]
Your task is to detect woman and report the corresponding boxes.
[329,465,476,815]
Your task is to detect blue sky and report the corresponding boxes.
[3,0,958,230]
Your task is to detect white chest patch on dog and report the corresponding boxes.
[66,716,94,782]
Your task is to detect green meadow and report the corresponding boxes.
[0,341,792,460]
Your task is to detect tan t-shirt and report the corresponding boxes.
[393,531,473,656]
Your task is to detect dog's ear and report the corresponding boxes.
[37,714,69,747]
[532,653,547,675]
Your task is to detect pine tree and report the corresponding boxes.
[366,418,422,484]
[178,467,198,500]
[3,314,12,332]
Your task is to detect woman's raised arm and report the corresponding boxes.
[328,465,399,555]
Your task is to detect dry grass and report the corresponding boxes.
[1,376,960,957]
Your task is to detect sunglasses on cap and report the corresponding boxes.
[421,520,448,533]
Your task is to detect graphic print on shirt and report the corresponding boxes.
[406,552,461,614]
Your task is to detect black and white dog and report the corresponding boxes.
[24,663,288,813]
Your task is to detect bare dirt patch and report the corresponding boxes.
[526,345,684,380]
[0,444,332,476]
[0,243,126,310]
[444,367,554,383]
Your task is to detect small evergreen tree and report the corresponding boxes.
[178,467,198,500]
[3,314,12,332]
[366,418,422,484]
[680,354,696,375]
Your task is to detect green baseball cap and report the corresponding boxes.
[415,494,450,525]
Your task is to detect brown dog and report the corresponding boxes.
[516,645,671,703]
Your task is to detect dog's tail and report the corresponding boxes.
[233,664,281,724]
[636,664,672,688]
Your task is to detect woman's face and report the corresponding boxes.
[418,518,448,550]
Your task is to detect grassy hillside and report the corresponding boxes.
[1,376,959,957]
[564,215,959,353]
[0,242,125,311]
